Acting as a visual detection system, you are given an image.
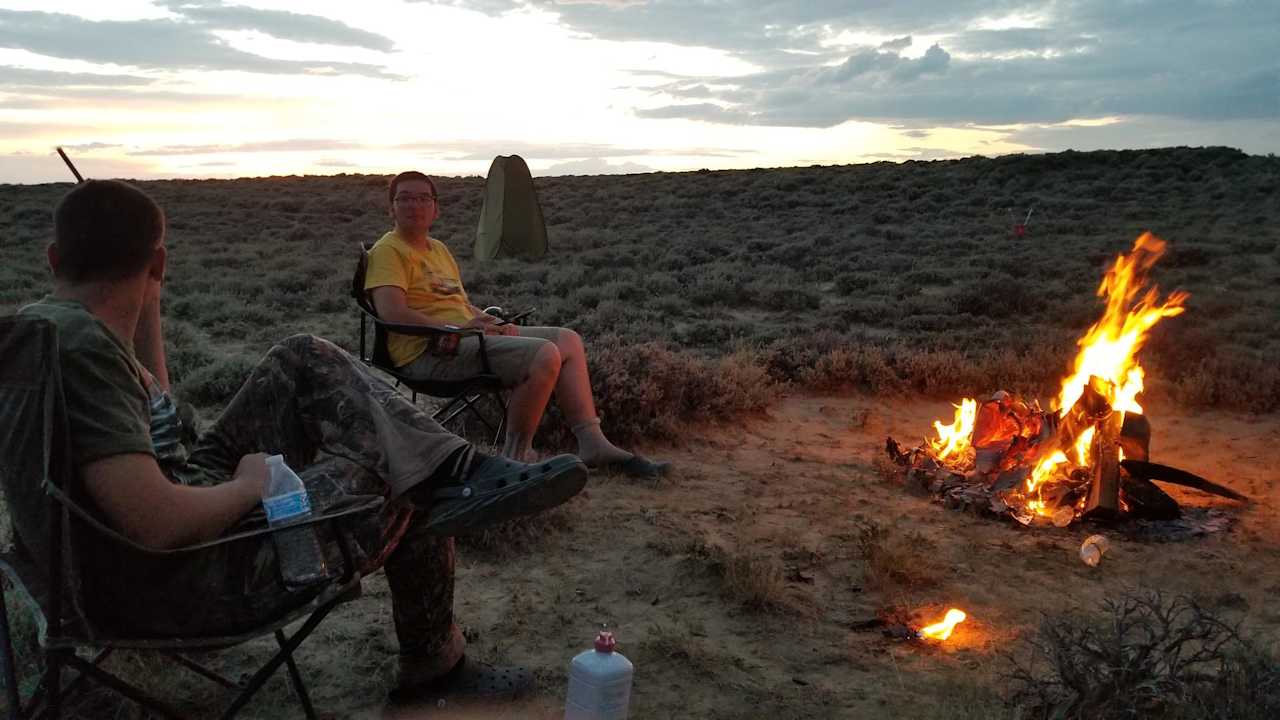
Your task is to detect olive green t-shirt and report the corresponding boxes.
[18,297,184,469]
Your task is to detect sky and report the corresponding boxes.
[0,0,1276,184]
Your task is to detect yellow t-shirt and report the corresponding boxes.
[364,230,475,367]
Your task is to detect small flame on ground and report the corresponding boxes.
[919,608,967,640]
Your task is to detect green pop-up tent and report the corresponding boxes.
[474,154,547,260]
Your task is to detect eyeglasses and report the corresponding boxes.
[394,193,437,205]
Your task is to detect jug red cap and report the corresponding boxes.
[594,631,616,653]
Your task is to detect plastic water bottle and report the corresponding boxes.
[1080,534,1110,567]
[263,455,329,588]
[565,630,633,720]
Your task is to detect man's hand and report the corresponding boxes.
[234,452,270,498]
[465,314,515,336]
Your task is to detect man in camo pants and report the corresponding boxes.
[17,179,586,703]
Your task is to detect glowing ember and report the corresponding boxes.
[919,608,967,640]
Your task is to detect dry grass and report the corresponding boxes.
[722,553,790,612]
[855,521,943,592]
[1007,591,1280,720]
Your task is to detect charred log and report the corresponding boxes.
[1119,474,1181,520]
[1119,413,1151,462]
[1083,408,1123,519]
[1120,460,1250,502]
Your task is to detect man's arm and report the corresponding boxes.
[81,452,268,550]
[370,286,505,334]
[133,277,170,391]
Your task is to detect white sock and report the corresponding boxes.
[570,418,630,465]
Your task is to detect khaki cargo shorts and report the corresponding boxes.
[398,326,562,388]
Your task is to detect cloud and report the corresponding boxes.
[155,1,395,52]
[543,157,655,175]
[396,138,745,160]
[879,36,912,52]
[0,66,154,87]
[0,120,93,138]
[130,139,363,156]
[0,150,159,184]
[0,9,399,78]
[59,142,122,153]
[947,28,1100,56]
[439,0,1277,131]
[817,43,950,84]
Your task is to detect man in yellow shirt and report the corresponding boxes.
[365,171,669,478]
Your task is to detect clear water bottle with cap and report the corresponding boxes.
[1080,534,1110,567]
[262,454,329,588]
[565,629,633,720]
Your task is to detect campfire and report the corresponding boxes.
[886,233,1247,527]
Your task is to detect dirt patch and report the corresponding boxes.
[264,391,1276,719]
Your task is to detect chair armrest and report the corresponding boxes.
[53,486,384,557]
[206,494,386,547]
[357,305,483,339]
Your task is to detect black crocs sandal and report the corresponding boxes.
[590,453,671,479]
[423,448,588,536]
[390,657,534,704]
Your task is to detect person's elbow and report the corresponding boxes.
[80,453,195,551]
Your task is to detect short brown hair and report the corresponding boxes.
[387,171,438,206]
[53,179,164,283]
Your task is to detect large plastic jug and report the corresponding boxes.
[564,630,633,720]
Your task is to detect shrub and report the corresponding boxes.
[570,339,779,445]
[1007,591,1280,720]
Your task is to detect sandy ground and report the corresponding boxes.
[281,390,1273,720]
[44,392,1277,719]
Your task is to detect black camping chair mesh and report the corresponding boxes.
[350,244,509,447]
[0,314,383,720]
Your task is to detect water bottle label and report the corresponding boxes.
[264,489,311,522]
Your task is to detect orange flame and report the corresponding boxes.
[929,398,977,461]
[1055,232,1188,416]
[919,608,967,640]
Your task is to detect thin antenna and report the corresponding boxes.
[55,147,84,183]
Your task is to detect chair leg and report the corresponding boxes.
[0,591,21,720]
[41,650,63,720]
[274,630,316,720]
[218,603,336,720]
[59,655,187,720]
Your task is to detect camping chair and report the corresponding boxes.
[350,244,509,447]
[0,315,384,720]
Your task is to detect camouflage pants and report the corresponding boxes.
[85,335,467,671]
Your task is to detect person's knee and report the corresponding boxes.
[555,328,584,357]
[278,333,324,353]
[272,334,346,367]
[526,342,561,384]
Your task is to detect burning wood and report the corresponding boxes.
[885,234,1248,526]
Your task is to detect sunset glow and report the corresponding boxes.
[1,1,1274,183]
